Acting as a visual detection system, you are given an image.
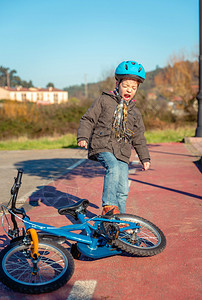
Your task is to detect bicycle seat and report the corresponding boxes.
[58,199,89,220]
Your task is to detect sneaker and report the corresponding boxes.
[102,206,133,234]
[101,205,120,215]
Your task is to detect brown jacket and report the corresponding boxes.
[77,91,150,164]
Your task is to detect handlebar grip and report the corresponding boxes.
[16,169,24,185]
[11,169,24,195]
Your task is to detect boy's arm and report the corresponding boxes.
[132,113,150,167]
[77,96,102,146]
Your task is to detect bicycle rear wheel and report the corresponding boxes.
[112,214,166,256]
[0,237,74,294]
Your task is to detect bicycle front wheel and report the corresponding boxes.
[0,238,74,294]
[112,214,166,257]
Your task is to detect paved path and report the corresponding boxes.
[0,143,201,299]
[0,148,87,206]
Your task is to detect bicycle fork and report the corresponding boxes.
[26,228,40,275]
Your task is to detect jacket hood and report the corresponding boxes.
[102,90,120,102]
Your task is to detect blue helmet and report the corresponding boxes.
[115,60,145,83]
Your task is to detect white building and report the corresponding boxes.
[0,86,68,104]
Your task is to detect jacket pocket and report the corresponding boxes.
[91,128,111,149]
[120,143,131,158]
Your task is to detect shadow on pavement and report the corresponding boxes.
[14,158,144,180]
[14,158,86,180]
[29,185,99,219]
[148,143,196,158]
[0,234,10,250]
[148,144,202,172]
[14,158,144,213]
[129,178,202,200]
[14,158,106,180]
[194,158,202,173]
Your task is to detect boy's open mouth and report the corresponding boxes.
[124,94,131,100]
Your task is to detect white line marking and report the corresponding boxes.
[128,169,136,174]
[131,160,140,165]
[67,280,97,300]
[67,159,86,170]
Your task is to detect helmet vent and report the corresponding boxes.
[125,64,128,70]
[138,67,142,72]
[131,62,135,65]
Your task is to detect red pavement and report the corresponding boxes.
[0,143,201,300]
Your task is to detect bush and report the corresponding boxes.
[0,101,91,140]
[0,99,197,140]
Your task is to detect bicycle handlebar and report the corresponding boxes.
[8,169,24,237]
[11,169,23,196]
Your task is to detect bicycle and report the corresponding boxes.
[0,169,166,294]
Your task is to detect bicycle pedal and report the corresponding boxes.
[71,243,81,260]
[100,222,120,241]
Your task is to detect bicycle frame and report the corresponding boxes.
[20,212,139,258]
[2,169,140,259]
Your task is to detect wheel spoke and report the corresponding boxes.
[2,241,69,285]
[112,214,166,256]
[119,218,161,248]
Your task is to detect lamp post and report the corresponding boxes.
[196,0,202,137]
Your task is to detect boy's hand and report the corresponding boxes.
[78,140,88,149]
[142,162,150,171]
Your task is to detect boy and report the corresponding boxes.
[77,60,150,215]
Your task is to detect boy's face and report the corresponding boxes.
[118,79,139,101]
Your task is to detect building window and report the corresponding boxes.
[54,93,58,103]
[21,93,26,101]
[40,93,43,100]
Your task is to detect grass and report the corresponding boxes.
[0,134,77,150]
[145,126,195,143]
[0,126,196,151]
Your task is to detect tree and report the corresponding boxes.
[46,82,55,88]
[9,69,17,86]
[154,53,199,115]
[0,65,34,88]
[0,66,9,86]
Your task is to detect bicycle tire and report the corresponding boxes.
[0,237,74,294]
[112,214,166,256]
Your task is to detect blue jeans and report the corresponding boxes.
[96,152,129,213]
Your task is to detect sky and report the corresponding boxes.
[0,0,199,89]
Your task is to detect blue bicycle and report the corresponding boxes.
[0,169,166,294]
